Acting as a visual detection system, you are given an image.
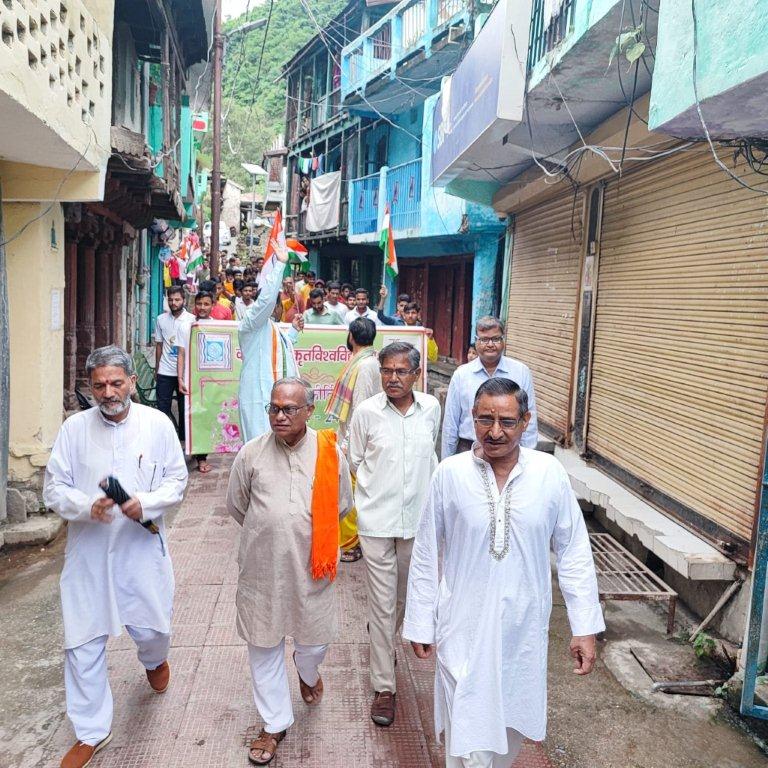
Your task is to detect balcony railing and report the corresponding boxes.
[402,1,426,50]
[348,158,423,237]
[386,158,422,232]
[342,0,469,98]
[527,0,576,71]
[349,172,380,235]
[437,0,463,25]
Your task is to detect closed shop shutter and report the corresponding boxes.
[506,192,583,437]
[587,149,768,544]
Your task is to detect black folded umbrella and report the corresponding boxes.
[99,476,160,535]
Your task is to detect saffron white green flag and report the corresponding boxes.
[379,207,398,278]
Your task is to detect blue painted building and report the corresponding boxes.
[283,0,505,361]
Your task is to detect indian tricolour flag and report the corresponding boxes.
[186,236,204,276]
[286,238,308,262]
[379,206,398,278]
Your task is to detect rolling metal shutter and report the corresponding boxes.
[587,149,768,544]
[506,192,583,437]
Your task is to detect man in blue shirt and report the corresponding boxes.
[441,317,538,457]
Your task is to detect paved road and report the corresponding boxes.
[2,453,765,768]
[5,456,550,768]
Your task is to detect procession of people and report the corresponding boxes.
[44,237,604,768]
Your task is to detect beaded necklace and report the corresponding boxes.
[477,460,512,561]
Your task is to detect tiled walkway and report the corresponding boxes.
[39,455,552,767]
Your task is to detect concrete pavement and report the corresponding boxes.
[3,453,766,767]
[17,455,551,768]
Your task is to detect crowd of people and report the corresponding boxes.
[43,240,604,768]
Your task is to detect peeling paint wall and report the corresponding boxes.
[5,202,65,488]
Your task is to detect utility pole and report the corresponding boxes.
[210,0,223,278]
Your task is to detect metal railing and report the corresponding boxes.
[341,0,469,96]
[402,0,426,50]
[386,158,422,232]
[349,172,380,235]
[527,0,576,71]
[437,0,463,26]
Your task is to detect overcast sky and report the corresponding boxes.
[223,0,267,20]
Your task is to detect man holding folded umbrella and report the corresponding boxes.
[43,345,188,768]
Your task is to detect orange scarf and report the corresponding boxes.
[311,429,340,581]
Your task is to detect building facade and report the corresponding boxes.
[433,0,768,648]
[0,0,211,528]
[282,0,506,359]
[0,0,115,523]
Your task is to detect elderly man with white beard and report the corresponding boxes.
[44,345,188,768]
[403,377,604,768]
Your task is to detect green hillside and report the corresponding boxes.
[209,0,347,189]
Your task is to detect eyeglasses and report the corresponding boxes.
[475,336,504,346]
[265,404,310,417]
[379,367,418,378]
[473,416,524,430]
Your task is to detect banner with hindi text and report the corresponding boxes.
[184,322,427,455]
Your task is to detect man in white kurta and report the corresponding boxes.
[238,246,300,442]
[403,377,603,768]
[43,345,187,768]
[227,377,353,765]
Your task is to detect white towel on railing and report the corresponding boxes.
[543,0,561,22]
[306,171,341,233]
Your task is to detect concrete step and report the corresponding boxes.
[2,514,64,548]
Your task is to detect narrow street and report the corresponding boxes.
[1,455,765,768]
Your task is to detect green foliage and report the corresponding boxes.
[692,632,716,660]
[606,24,646,72]
[214,0,347,183]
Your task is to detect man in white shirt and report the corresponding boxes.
[441,316,538,457]
[344,287,379,326]
[348,342,440,728]
[324,280,344,316]
[154,285,195,441]
[404,377,603,768]
[44,345,188,768]
[234,281,257,321]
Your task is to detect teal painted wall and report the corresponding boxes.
[148,105,164,177]
[389,104,423,167]
[420,93,466,237]
[649,0,768,130]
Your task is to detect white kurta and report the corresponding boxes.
[402,447,604,757]
[43,403,188,649]
[238,263,299,442]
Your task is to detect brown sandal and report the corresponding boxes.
[248,729,285,765]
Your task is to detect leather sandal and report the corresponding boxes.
[248,729,285,766]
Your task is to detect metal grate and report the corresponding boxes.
[589,532,678,634]
[527,0,576,72]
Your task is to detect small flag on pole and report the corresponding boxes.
[379,206,398,278]
[286,238,309,262]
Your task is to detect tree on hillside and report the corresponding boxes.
[217,0,348,177]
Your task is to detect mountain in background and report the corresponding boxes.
[204,0,348,190]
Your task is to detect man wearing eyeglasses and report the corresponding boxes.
[441,317,538,458]
[347,342,441,727]
[405,377,602,768]
[226,377,353,766]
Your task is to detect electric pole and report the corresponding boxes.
[210,0,223,278]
